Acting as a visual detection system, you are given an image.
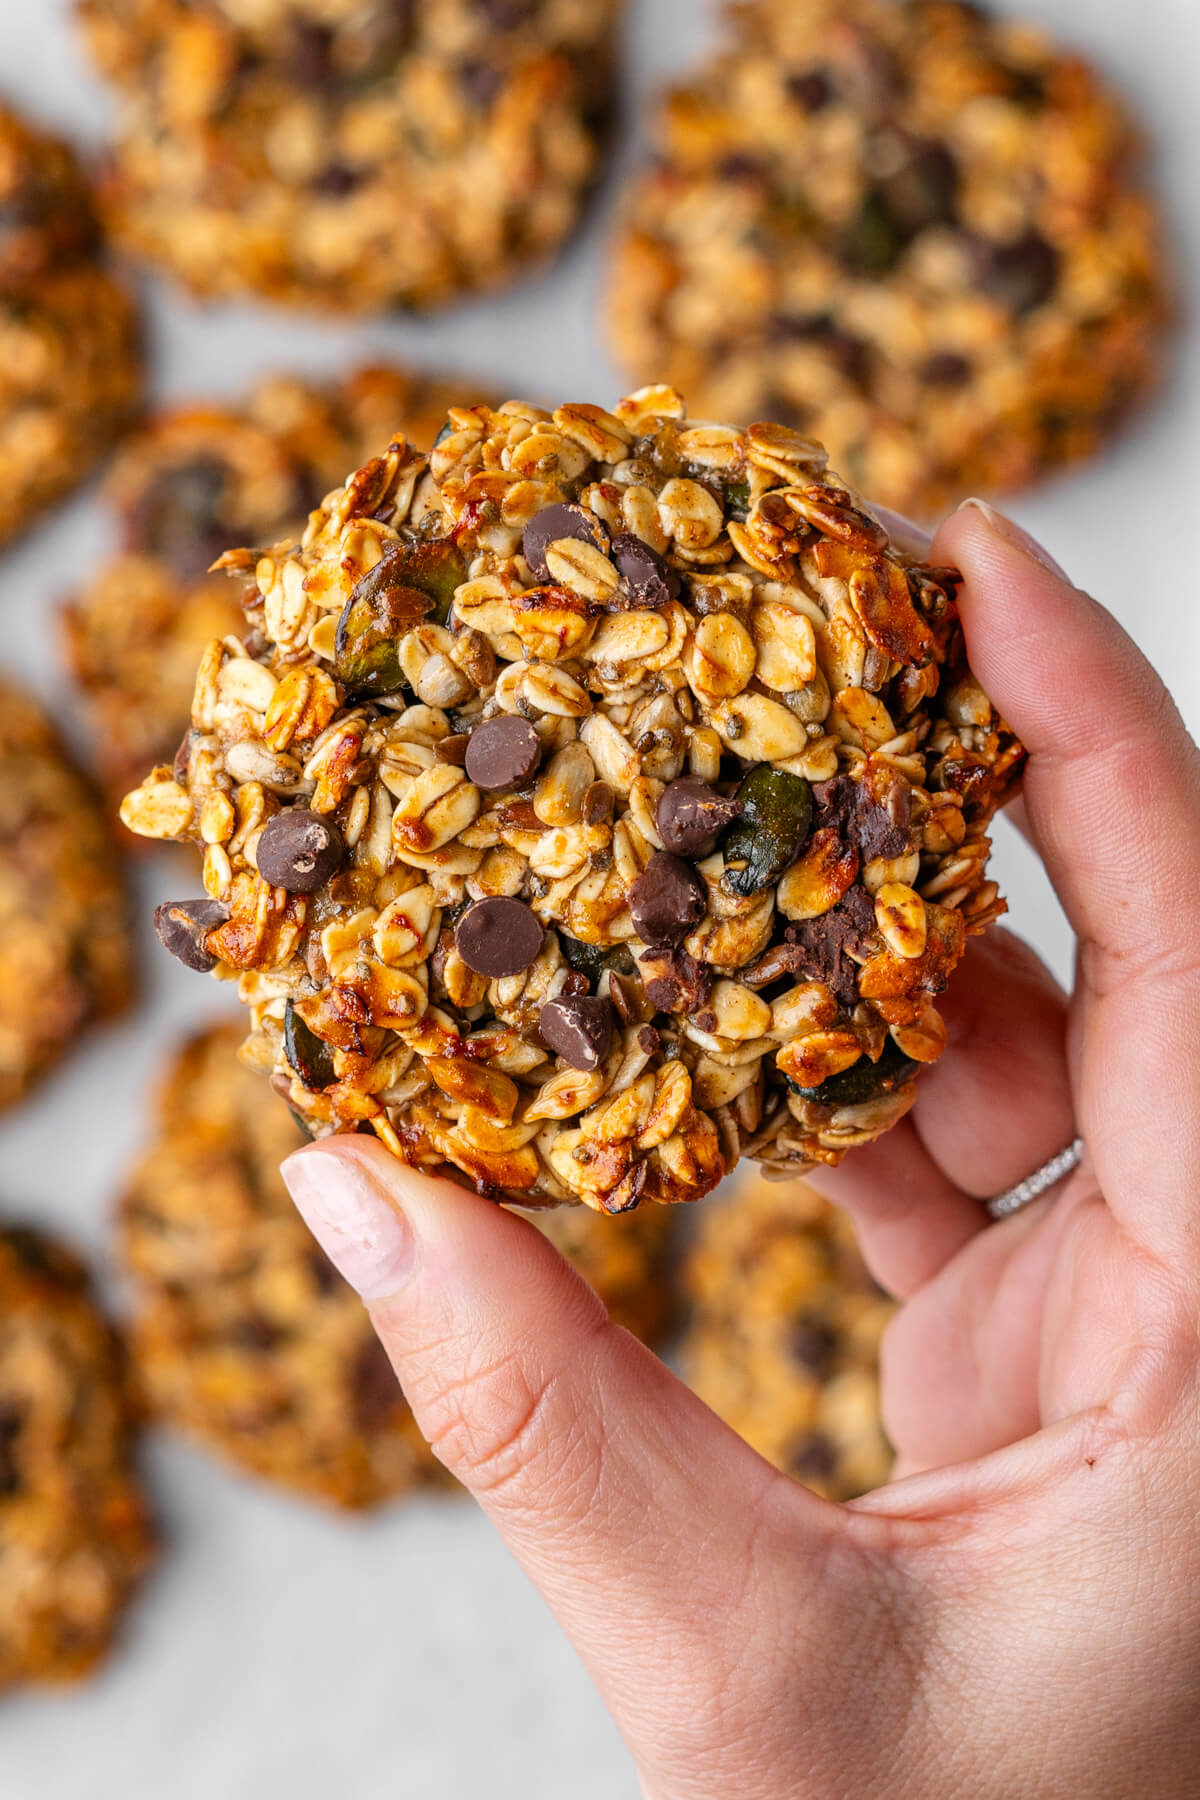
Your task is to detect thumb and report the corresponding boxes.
[280,1138,847,1792]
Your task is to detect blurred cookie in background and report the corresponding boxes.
[0,1224,155,1692]
[120,1022,440,1511]
[508,1200,678,1348]
[77,0,622,313]
[62,364,495,823]
[680,1174,893,1500]
[0,678,131,1113]
[120,1023,674,1510]
[0,101,141,547]
[609,0,1167,519]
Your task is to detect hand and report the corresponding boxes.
[281,501,1200,1800]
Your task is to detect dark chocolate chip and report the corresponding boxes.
[0,1404,25,1497]
[539,994,616,1072]
[629,852,708,949]
[352,1338,401,1432]
[464,714,542,790]
[639,945,713,1016]
[126,455,238,581]
[789,1433,837,1482]
[454,897,544,977]
[919,350,972,387]
[154,898,231,973]
[655,776,742,859]
[256,810,346,893]
[521,503,609,582]
[459,59,505,110]
[786,69,833,112]
[973,231,1060,314]
[610,532,680,606]
[788,1318,838,1377]
[313,162,363,198]
[636,1024,661,1056]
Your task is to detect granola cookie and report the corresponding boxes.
[122,388,1022,1207]
[608,0,1166,519]
[63,364,494,819]
[77,0,620,313]
[122,1022,672,1506]
[0,1224,154,1690]
[0,679,131,1112]
[0,105,141,547]
[680,1175,893,1499]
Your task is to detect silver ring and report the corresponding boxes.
[985,1139,1084,1221]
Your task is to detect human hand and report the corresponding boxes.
[281,501,1200,1800]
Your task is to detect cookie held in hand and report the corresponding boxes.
[122,388,1022,1209]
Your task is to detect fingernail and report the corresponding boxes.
[281,1148,415,1301]
[958,497,1070,582]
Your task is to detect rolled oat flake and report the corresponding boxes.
[464,714,542,790]
[522,502,608,581]
[256,810,346,893]
[629,851,708,948]
[454,896,544,978]
[539,994,615,1072]
[154,897,231,972]
[656,776,742,859]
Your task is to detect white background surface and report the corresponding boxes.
[0,2,1196,1795]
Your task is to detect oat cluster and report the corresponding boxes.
[123,387,1022,1211]
[0,681,131,1112]
[0,1225,154,1690]
[77,0,621,312]
[64,364,495,821]
[608,0,1166,519]
[0,103,140,546]
[121,1023,677,1504]
[681,1176,894,1499]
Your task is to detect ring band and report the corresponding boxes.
[985,1139,1084,1221]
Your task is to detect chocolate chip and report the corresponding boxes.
[789,1318,838,1377]
[522,503,609,581]
[459,59,505,110]
[655,776,742,859]
[464,715,542,789]
[352,1338,400,1432]
[0,1404,25,1497]
[154,898,231,973]
[126,455,239,580]
[256,810,346,893]
[610,532,680,607]
[639,946,713,1016]
[782,886,877,1008]
[919,350,971,387]
[629,852,707,949]
[786,68,833,112]
[636,1024,660,1056]
[789,1433,837,1482]
[539,994,616,1071]
[313,163,363,198]
[454,897,544,977]
[973,231,1060,314]
[814,774,911,862]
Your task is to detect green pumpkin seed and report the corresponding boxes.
[284,999,337,1091]
[723,765,813,897]
[791,1038,918,1107]
[333,537,465,695]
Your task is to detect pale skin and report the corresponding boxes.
[282,501,1200,1799]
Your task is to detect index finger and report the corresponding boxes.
[931,501,1200,1258]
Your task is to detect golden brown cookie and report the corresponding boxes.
[121,1022,673,1506]
[78,0,621,313]
[63,364,496,821]
[680,1175,893,1499]
[0,103,140,547]
[0,1224,154,1690]
[0,679,131,1112]
[512,1200,677,1345]
[121,1022,437,1509]
[123,388,1021,1200]
[608,0,1167,519]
